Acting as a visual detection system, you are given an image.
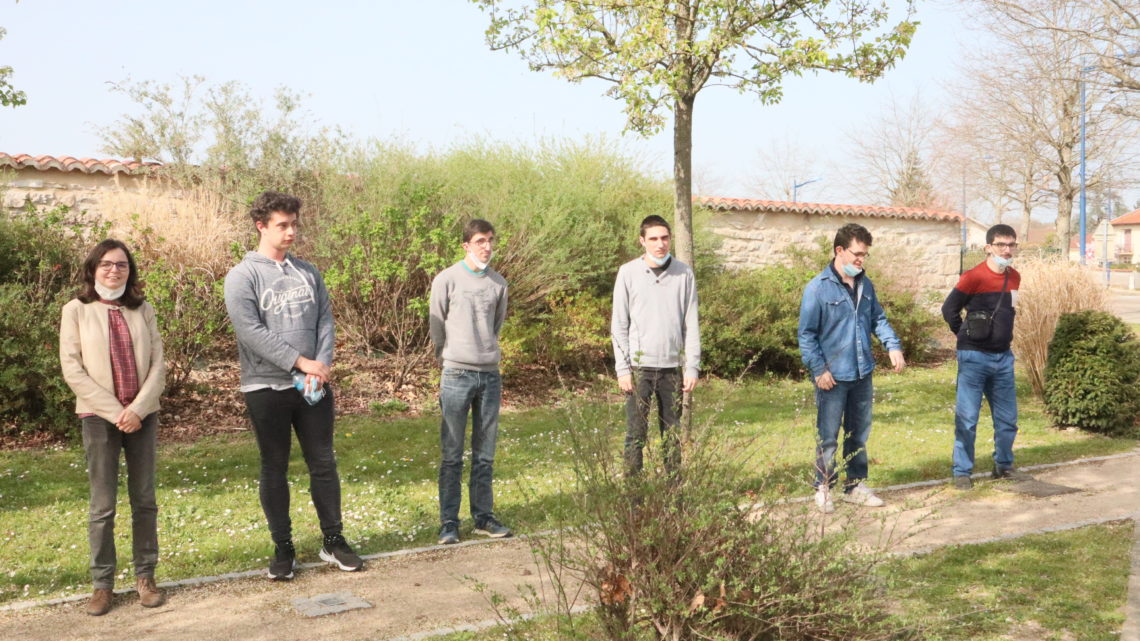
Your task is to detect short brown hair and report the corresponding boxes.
[463,219,496,243]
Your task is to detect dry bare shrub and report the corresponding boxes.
[96,178,247,273]
[1012,256,1107,399]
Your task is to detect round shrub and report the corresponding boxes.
[1044,309,1140,434]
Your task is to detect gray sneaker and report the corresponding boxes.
[438,522,460,545]
[953,475,973,490]
[473,517,512,538]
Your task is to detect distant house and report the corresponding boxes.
[963,217,989,249]
[697,197,963,292]
[0,152,160,219]
[1111,209,1140,266]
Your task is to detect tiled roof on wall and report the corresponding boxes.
[697,196,963,223]
[0,153,161,175]
[1111,209,1140,226]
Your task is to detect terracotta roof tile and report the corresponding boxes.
[1111,209,1140,226]
[0,152,161,175]
[696,196,963,223]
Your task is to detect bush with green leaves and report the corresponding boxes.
[0,206,103,437]
[1044,309,1140,434]
[700,264,811,379]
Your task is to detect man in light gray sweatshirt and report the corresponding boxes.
[223,191,362,580]
[612,215,700,476]
[429,218,510,545]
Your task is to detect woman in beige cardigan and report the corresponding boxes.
[59,239,166,616]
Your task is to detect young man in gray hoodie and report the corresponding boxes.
[612,215,700,476]
[223,191,362,580]
[429,219,510,545]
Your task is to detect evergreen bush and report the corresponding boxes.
[1043,309,1140,434]
[0,206,102,437]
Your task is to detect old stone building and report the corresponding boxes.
[698,197,964,293]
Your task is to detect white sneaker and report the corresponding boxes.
[843,482,885,507]
[814,486,835,514]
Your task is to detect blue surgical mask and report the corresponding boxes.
[649,252,671,267]
[842,263,863,278]
[992,255,1013,269]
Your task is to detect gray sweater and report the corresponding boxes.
[223,252,334,388]
[429,261,508,372]
[611,256,701,378]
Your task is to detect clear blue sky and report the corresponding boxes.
[1,0,977,204]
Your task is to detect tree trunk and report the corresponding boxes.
[673,94,696,267]
[1055,162,1075,257]
[1020,201,1032,245]
[672,93,696,449]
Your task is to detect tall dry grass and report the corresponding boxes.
[97,178,248,274]
[1013,257,1107,399]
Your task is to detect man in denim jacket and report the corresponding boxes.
[798,223,905,513]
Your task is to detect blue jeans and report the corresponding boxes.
[439,367,501,526]
[953,349,1018,477]
[814,375,873,489]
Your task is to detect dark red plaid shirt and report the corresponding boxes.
[106,303,139,406]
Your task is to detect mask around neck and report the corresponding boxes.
[648,252,671,267]
[95,283,127,301]
[842,263,863,278]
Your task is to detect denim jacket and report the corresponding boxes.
[797,264,901,381]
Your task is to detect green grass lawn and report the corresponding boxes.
[0,362,1134,605]
[434,522,1133,641]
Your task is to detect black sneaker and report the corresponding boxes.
[319,533,364,572]
[473,517,512,538]
[268,540,296,581]
[992,467,1031,481]
[438,522,460,545]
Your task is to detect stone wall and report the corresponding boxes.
[2,167,150,220]
[709,210,962,293]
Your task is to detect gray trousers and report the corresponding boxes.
[81,413,159,588]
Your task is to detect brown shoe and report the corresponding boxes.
[136,576,166,608]
[87,588,113,616]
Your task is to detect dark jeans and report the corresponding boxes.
[953,349,1018,476]
[813,374,873,490]
[624,367,682,476]
[438,367,501,526]
[81,413,159,589]
[244,387,342,542]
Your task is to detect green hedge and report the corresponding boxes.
[0,207,101,437]
[1044,310,1140,434]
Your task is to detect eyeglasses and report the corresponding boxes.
[846,248,870,259]
[97,261,130,272]
[467,238,495,247]
[990,242,1019,249]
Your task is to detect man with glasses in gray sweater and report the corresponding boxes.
[430,219,511,545]
[611,215,701,476]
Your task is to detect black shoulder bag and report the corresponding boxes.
[964,270,1010,341]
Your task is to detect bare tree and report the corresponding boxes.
[751,135,820,201]
[961,0,1138,254]
[844,92,952,209]
[983,0,1140,115]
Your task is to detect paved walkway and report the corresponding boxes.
[3,452,1140,640]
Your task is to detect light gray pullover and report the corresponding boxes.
[611,256,701,378]
[429,261,508,372]
[223,252,334,388]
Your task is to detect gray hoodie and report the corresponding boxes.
[224,251,334,389]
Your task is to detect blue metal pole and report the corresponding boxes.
[1106,199,1112,287]
[1079,77,1088,265]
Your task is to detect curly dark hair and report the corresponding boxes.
[77,239,145,309]
[249,191,302,229]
